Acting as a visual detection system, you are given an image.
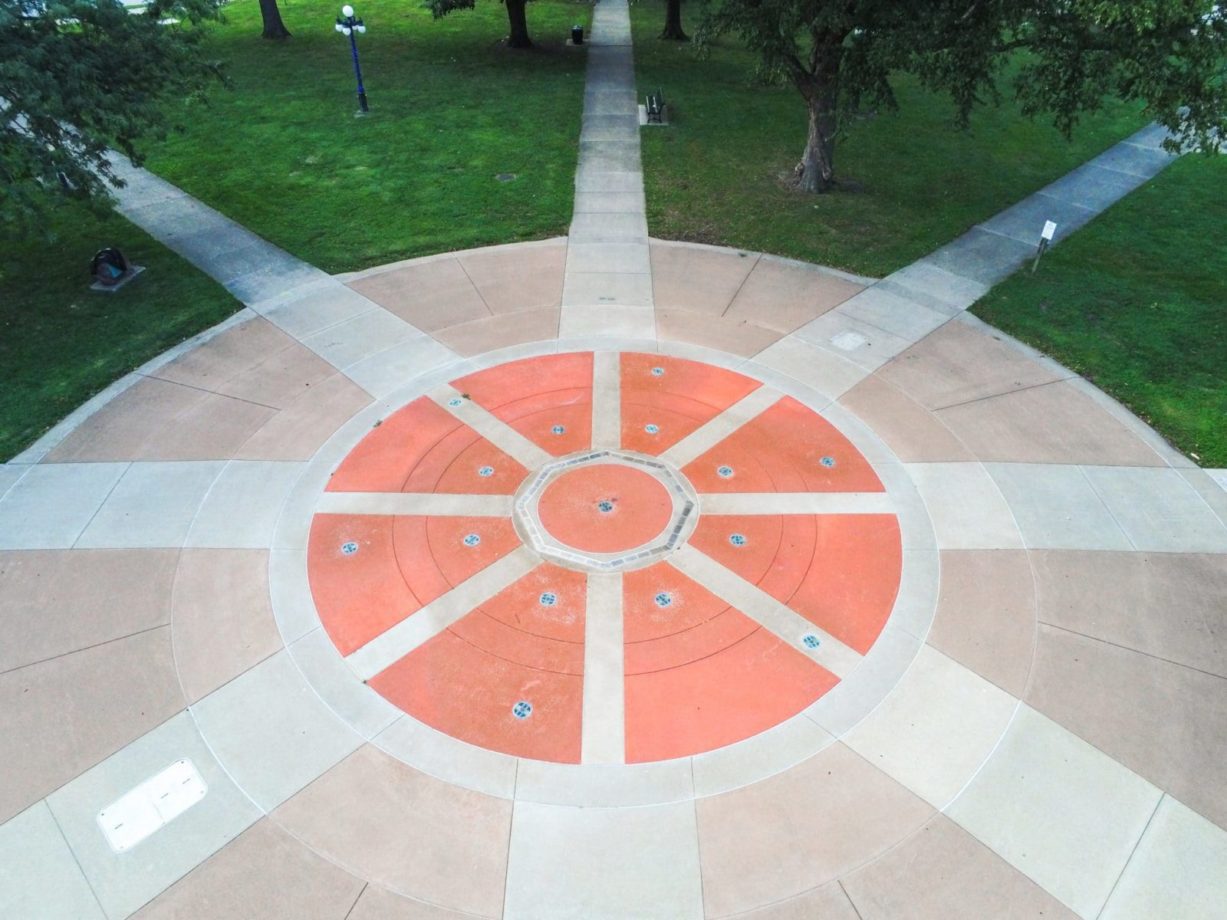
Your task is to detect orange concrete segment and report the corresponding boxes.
[453,352,594,409]
[689,514,806,592]
[309,514,424,656]
[449,563,586,675]
[621,353,761,411]
[311,514,522,656]
[684,396,884,493]
[692,514,902,655]
[538,464,673,553]
[394,515,523,601]
[371,636,584,764]
[623,561,839,762]
[620,353,761,455]
[451,613,583,676]
[453,353,595,455]
[781,515,902,655]
[326,396,529,494]
[624,562,740,645]
[625,626,838,763]
[751,514,819,621]
[471,563,587,645]
[492,391,593,457]
[426,425,530,494]
[370,563,587,763]
[624,562,755,673]
[622,399,735,457]
[328,396,461,492]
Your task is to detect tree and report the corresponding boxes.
[0,0,225,227]
[259,0,290,40]
[430,0,534,48]
[700,0,1227,193]
[661,0,688,41]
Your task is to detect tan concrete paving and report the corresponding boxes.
[0,628,183,824]
[0,30,1222,920]
[695,743,934,916]
[1027,623,1227,830]
[655,308,784,357]
[876,319,1067,409]
[45,376,277,463]
[926,550,1037,698]
[723,256,865,334]
[839,375,973,462]
[170,549,282,703]
[272,745,512,917]
[236,372,373,461]
[842,815,1077,919]
[4,220,1227,915]
[0,548,177,674]
[650,242,760,314]
[730,884,860,920]
[935,378,1166,466]
[1030,551,1227,677]
[130,820,365,919]
[347,884,474,919]
[432,308,561,357]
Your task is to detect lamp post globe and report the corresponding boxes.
[335,4,369,114]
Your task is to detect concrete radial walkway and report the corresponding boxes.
[3,5,1227,918]
[561,0,654,337]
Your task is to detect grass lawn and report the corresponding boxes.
[0,206,242,460]
[973,154,1227,467]
[146,0,592,272]
[630,0,1150,277]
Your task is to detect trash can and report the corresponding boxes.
[571,25,583,44]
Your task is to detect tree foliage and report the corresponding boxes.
[429,0,535,48]
[700,0,1227,192]
[0,0,224,227]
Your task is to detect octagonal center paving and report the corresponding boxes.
[514,449,698,572]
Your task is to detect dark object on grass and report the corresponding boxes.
[646,89,666,124]
[89,247,145,293]
[90,247,130,287]
[571,24,583,44]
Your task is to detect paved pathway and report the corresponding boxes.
[561,0,653,340]
[2,17,1226,920]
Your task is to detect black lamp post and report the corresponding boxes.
[335,4,369,114]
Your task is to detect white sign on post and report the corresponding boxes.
[1041,220,1058,242]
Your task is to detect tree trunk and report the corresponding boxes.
[794,80,837,192]
[259,0,291,40]
[505,0,532,48]
[660,0,687,41]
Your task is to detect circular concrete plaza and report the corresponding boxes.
[2,240,1227,920]
[300,352,910,767]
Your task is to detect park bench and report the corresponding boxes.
[646,89,666,124]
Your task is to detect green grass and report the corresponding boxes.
[0,205,242,460]
[631,0,1150,277]
[973,154,1227,467]
[146,0,592,272]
